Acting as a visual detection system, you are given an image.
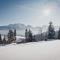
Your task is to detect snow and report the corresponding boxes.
[16,36,25,40]
[16,36,25,43]
[0,40,60,60]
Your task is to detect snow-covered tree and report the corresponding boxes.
[25,29,33,42]
[48,22,55,39]
[58,28,60,39]
[14,29,16,36]
[0,34,2,44]
[28,29,33,42]
[25,29,28,42]
[14,29,16,41]
[3,35,6,44]
[7,30,14,43]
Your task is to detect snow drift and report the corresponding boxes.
[0,40,60,60]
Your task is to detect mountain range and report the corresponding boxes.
[0,23,40,30]
[0,23,59,35]
[0,23,41,35]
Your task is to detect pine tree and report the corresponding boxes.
[58,28,60,39]
[8,30,14,43]
[33,35,36,42]
[48,22,55,39]
[25,29,33,42]
[25,29,28,42]
[0,34,2,44]
[14,29,16,36]
[28,29,33,42]
[14,29,16,41]
[3,35,6,44]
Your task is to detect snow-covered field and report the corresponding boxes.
[0,40,60,60]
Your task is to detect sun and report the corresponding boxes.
[44,8,51,15]
[43,7,52,16]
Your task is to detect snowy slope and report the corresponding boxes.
[0,40,60,60]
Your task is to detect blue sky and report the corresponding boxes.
[0,0,60,26]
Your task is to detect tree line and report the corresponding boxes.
[25,22,60,42]
[0,21,60,44]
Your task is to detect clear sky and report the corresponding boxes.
[0,0,60,27]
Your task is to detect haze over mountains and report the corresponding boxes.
[0,23,59,36]
[0,23,40,30]
[0,23,41,35]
